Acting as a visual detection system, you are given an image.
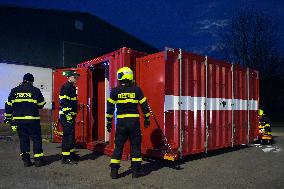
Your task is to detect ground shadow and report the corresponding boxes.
[119,145,249,178]
[79,151,103,161]
[43,154,62,165]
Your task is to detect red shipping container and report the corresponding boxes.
[53,47,146,159]
[52,47,259,161]
[135,48,259,159]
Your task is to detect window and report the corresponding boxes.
[74,19,83,31]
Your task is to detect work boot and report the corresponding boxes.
[34,157,45,167]
[110,164,120,179]
[131,161,146,178]
[70,152,80,162]
[62,156,77,165]
[21,153,33,167]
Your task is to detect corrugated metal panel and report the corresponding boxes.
[233,65,248,145]
[136,48,259,159]
[206,57,233,151]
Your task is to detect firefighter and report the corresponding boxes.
[4,73,46,167]
[59,70,80,164]
[258,109,270,124]
[106,67,151,179]
[258,109,272,136]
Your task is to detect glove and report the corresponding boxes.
[11,125,17,133]
[144,117,150,128]
[106,121,112,133]
[66,114,74,124]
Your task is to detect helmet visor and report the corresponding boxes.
[117,72,124,80]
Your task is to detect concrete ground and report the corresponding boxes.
[0,125,283,189]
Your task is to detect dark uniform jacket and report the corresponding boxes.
[59,82,78,122]
[4,82,46,124]
[106,83,150,121]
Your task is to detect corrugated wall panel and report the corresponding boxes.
[233,66,248,145]
[206,59,233,151]
[181,52,206,155]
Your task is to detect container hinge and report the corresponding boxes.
[164,47,168,61]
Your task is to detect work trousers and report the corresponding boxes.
[16,121,43,156]
[112,117,142,161]
[60,115,75,155]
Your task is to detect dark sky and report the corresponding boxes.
[0,0,284,56]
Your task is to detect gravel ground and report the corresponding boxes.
[0,126,283,189]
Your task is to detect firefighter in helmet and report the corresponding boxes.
[59,70,80,164]
[106,67,151,179]
[258,109,272,136]
[4,73,46,167]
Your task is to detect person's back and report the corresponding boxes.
[106,67,150,179]
[111,83,148,117]
[10,82,44,124]
[4,73,46,167]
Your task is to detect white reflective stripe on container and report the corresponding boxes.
[164,95,258,111]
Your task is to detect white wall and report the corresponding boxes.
[0,62,53,109]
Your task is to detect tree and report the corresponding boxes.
[218,9,281,76]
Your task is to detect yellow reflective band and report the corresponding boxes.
[37,101,46,106]
[34,153,44,158]
[4,113,12,117]
[59,95,77,100]
[144,112,150,117]
[106,114,113,118]
[6,101,13,106]
[59,111,64,115]
[117,99,138,104]
[110,159,121,164]
[59,95,70,100]
[11,99,37,103]
[117,114,140,118]
[62,152,71,156]
[139,97,147,104]
[262,136,272,139]
[70,149,75,152]
[69,112,77,115]
[107,98,116,104]
[62,107,72,111]
[131,158,142,162]
[13,116,40,120]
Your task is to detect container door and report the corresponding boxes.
[233,66,248,145]
[248,69,259,141]
[206,59,233,151]
[52,68,90,145]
